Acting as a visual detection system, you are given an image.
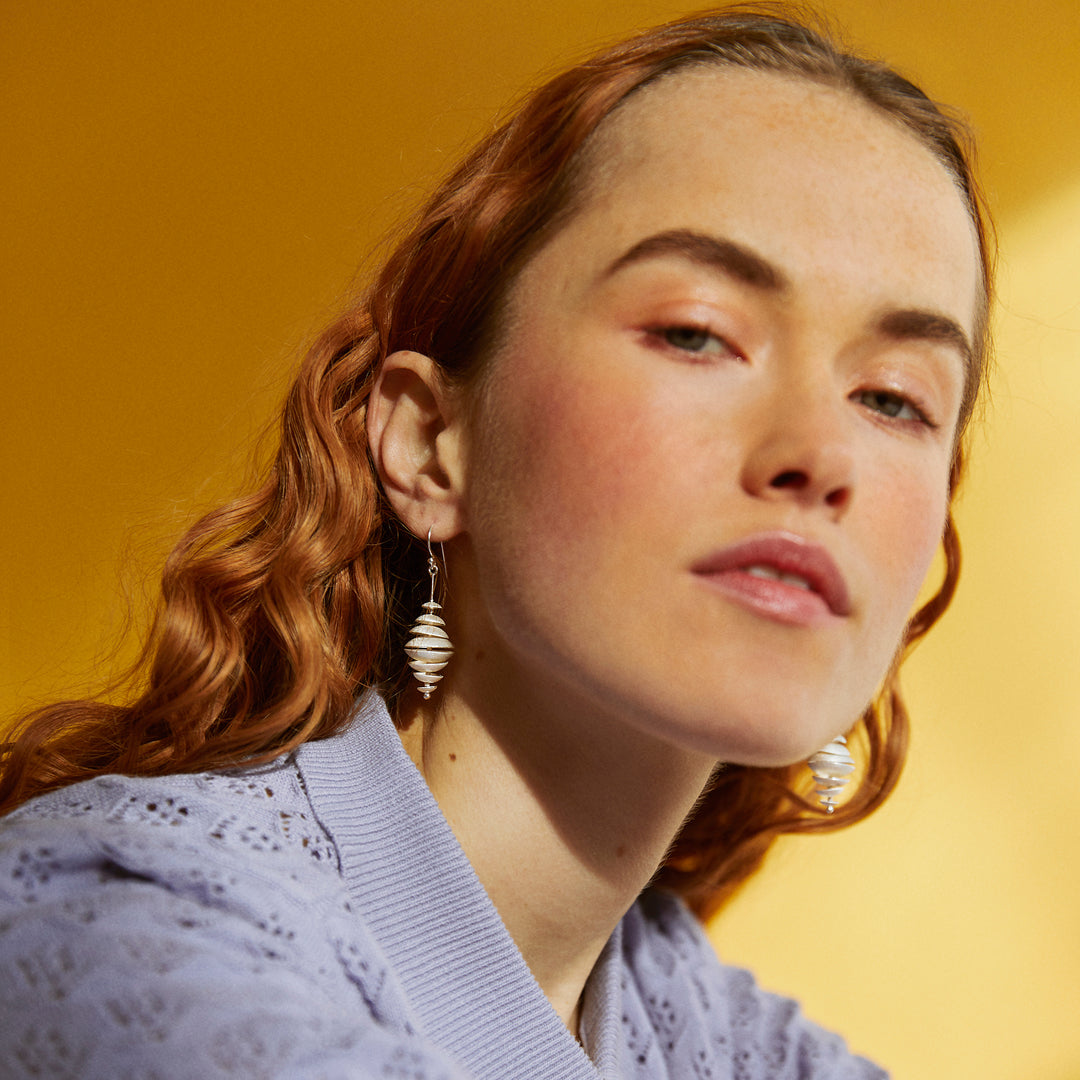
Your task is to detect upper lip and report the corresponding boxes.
[691,531,852,617]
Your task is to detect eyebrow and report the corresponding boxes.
[603,229,789,292]
[604,227,973,370]
[876,309,973,370]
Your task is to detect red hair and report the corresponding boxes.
[0,5,993,916]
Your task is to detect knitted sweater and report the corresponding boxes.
[0,694,887,1079]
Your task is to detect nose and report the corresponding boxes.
[739,387,856,518]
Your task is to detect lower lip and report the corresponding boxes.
[696,569,839,627]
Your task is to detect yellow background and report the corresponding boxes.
[2,3,1078,1077]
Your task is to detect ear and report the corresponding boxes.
[367,350,466,540]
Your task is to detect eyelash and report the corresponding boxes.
[648,324,740,360]
[851,388,936,428]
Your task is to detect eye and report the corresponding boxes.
[852,388,933,426]
[652,325,738,359]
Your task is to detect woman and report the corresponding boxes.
[0,6,990,1078]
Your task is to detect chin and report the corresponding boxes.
[605,630,876,768]
[648,691,860,769]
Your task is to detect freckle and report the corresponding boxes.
[449,753,457,762]
[616,845,626,858]
[474,648,485,662]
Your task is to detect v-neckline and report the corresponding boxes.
[297,694,623,1080]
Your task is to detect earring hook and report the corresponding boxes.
[426,525,447,602]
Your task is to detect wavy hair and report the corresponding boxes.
[0,5,993,916]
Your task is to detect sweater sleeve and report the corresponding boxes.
[0,782,473,1080]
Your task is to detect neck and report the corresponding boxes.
[397,677,716,1030]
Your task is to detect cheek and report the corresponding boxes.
[475,355,676,539]
[875,458,952,618]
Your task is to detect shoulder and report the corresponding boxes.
[0,760,340,906]
[0,762,351,985]
[619,890,889,1079]
[0,765,465,1080]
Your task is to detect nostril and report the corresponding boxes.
[770,470,808,490]
[825,487,850,508]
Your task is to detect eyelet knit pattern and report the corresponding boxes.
[0,695,888,1080]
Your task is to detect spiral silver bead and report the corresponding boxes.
[405,601,453,699]
[807,735,855,813]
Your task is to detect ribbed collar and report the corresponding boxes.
[296,694,624,1080]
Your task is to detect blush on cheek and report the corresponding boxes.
[501,364,663,521]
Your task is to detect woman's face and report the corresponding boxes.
[453,68,980,766]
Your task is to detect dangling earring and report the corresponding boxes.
[807,735,855,813]
[405,527,454,700]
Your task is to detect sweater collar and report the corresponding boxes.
[296,693,623,1080]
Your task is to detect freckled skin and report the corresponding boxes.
[455,69,978,767]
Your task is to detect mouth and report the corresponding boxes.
[692,532,851,624]
[744,564,815,590]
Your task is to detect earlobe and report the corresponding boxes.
[367,350,466,538]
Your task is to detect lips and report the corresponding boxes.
[691,531,851,624]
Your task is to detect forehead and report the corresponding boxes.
[586,65,959,217]
[521,66,980,340]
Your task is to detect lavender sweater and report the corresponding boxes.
[0,694,887,1079]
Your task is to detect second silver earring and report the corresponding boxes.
[807,735,856,813]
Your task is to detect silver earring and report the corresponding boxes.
[405,527,454,699]
[807,735,855,813]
